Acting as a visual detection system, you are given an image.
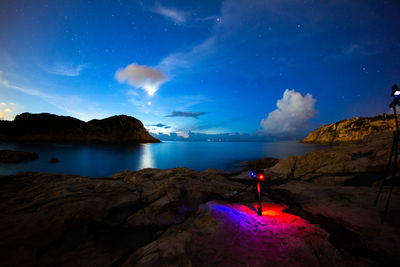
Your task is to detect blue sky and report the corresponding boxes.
[1,0,399,139]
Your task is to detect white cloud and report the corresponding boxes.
[260,89,318,135]
[153,3,188,24]
[44,63,86,77]
[115,63,167,96]
[0,100,16,120]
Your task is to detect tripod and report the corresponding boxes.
[374,84,400,223]
[230,173,268,216]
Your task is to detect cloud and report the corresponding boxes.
[260,89,318,135]
[44,63,86,77]
[0,101,17,120]
[166,111,207,119]
[157,36,216,74]
[194,117,244,131]
[342,41,380,56]
[115,63,167,96]
[152,3,188,24]
[0,71,53,99]
[147,123,171,129]
[0,71,109,121]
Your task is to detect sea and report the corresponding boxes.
[0,141,326,177]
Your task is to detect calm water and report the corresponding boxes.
[0,141,326,177]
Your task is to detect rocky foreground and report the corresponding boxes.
[0,131,400,266]
[0,132,399,266]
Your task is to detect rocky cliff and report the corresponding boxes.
[0,112,160,144]
[302,113,398,144]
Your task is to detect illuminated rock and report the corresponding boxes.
[122,201,344,266]
[302,114,398,144]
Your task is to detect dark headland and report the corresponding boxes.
[0,114,399,266]
[0,112,160,144]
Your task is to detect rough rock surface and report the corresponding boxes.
[1,165,399,266]
[302,114,397,144]
[0,112,160,144]
[123,201,343,267]
[242,157,279,171]
[271,132,394,185]
[275,181,400,265]
[0,149,39,163]
[0,168,241,266]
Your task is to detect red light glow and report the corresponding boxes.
[262,209,278,216]
[197,202,328,265]
[259,174,264,180]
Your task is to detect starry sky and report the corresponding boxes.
[0,0,399,139]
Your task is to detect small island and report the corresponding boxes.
[0,112,160,144]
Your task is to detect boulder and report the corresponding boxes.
[49,156,60,164]
[270,132,393,185]
[242,157,279,171]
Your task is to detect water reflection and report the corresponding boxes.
[138,144,155,169]
[0,141,326,177]
[262,141,327,159]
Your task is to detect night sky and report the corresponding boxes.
[1,0,399,139]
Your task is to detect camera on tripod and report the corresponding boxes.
[250,170,266,182]
[375,84,400,223]
[229,169,268,216]
[250,169,266,216]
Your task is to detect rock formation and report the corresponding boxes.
[242,157,279,171]
[302,114,398,144]
[0,150,39,163]
[0,165,399,266]
[271,131,393,185]
[49,156,60,164]
[0,112,160,144]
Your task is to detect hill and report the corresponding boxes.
[301,113,397,144]
[0,112,160,144]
